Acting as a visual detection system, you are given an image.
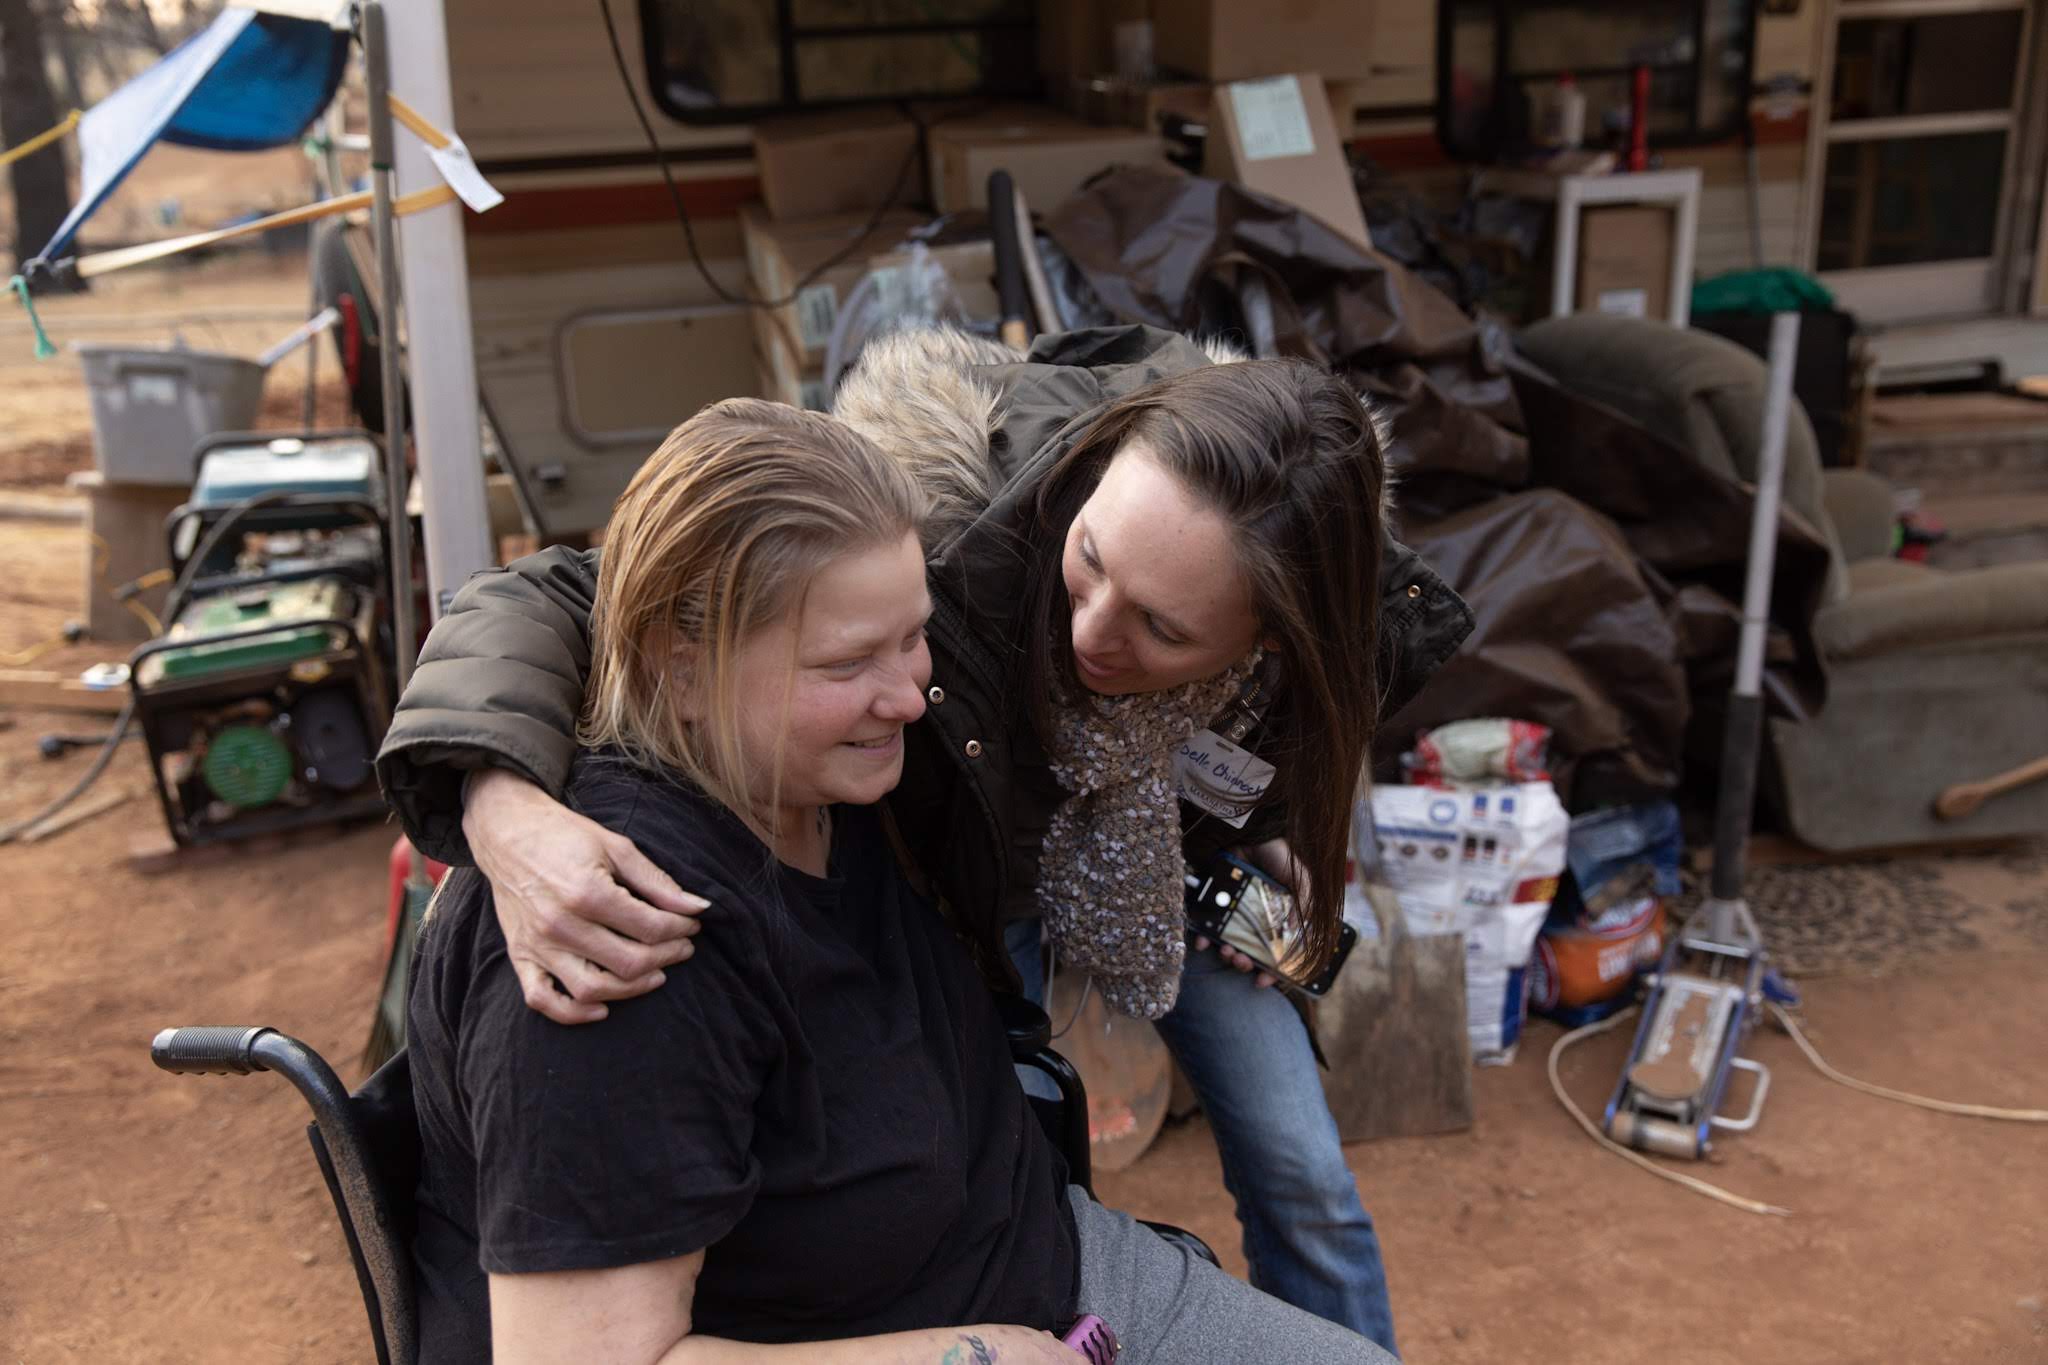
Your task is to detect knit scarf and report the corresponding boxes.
[1038,651,1262,1019]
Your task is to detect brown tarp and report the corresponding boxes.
[1045,166,1830,805]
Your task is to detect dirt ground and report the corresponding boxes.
[2,266,2046,1364]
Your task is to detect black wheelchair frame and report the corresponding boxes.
[151,996,1213,1365]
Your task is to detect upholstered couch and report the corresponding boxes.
[1520,313,2048,851]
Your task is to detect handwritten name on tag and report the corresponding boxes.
[1174,728,1277,828]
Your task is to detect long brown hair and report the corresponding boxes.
[580,398,925,835]
[1022,359,1386,976]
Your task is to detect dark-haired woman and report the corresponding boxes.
[378,325,1471,1357]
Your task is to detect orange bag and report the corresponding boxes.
[1528,897,1666,1012]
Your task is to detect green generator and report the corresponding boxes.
[134,432,393,847]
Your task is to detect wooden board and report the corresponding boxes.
[1872,393,2048,430]
[1316,885,1474,1143]
[0,670,127,714]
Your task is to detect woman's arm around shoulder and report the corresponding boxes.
[375,544,603,865]
[376,548,711,1025]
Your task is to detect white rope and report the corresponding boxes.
[1546,1006,1793,1218]
[1768,1003,2048,1122]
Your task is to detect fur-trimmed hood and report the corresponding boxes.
[833,325,1395,545]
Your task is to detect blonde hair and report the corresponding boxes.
[579,398,925,830]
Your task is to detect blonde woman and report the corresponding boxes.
[406,398,1395,1365]
[384,327,1469,1356]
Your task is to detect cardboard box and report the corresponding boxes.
[1039,0,1152,78]
[1575,205,1675,322]
[752,108,923,222]
[929,108,1166,213]
[1153,0,1373,83]
[1054,77,1211,133]
[1204,73,1371,251]
[741,205,927,374]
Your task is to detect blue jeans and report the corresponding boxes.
[1005,921,1399,1357]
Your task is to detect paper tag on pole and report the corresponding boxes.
[1174,728,1277,828]
[424,136,504,213]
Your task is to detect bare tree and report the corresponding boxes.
[0,0,69,266]
[38,0,80,109]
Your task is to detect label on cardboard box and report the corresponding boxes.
[1596,287,1650,319]
[1228,77,1316,161]
[795,283,839,349]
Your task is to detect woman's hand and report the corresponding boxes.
[1193,837,1309,990]
[464,768,708,1025]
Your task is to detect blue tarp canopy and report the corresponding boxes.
[36,7,350,262]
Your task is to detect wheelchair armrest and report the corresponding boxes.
[994,995,1094,1196]
[994,993,1052,1057]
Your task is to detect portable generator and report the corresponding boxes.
[131,432,394,847]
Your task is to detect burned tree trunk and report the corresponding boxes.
[0,0,70,266]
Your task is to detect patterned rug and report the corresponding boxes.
[1668,840,2048,977]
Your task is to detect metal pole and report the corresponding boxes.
[1707,311,1802,917]
[385,0,493,617]
[361,1,418,697]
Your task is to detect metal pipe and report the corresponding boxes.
[361,2,418,698]
[384,0,493,620]
[1709,312,1801,904]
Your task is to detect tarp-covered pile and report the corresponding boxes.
[1044,166,1832,809]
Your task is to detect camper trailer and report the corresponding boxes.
[397,0,2048,594]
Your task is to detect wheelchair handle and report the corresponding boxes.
[152,1026,277,1075]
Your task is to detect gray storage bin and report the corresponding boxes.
[76,343,267,486]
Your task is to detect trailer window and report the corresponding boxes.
[640,0,1037,123]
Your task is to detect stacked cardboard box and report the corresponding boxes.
[927,107,1166,214]
[1205,72,1372,251]
[1152,0,1375,83]
[1032,0,1379,248]
[752,108,924,221]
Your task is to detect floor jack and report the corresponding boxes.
[1603,313,1804,1162]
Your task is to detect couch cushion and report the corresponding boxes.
[1823,468,1898,565]
[1519,314,1849,601]
[1817,561,2048,660]
[1844,557,1931,594]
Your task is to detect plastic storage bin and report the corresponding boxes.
[76,343,267,486]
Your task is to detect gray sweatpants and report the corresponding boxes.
[1066,1187,1401,1364]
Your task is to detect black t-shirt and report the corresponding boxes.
[407,755,1079,1360]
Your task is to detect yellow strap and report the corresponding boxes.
[0,109,80,169]
[9,92,470,318]
[75,183,457,279]
[386,94,451,151]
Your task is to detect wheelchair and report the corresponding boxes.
[151,995,1215,1365]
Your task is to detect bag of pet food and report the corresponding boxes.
[1363,780,1568,1064]
[1528,801,1682,1026]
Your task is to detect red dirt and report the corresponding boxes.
[2,267,2044,1365]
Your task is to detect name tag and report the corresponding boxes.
[1174,729,1278,828]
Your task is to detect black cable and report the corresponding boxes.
[0,698,137,845]
[593,0,942,311]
